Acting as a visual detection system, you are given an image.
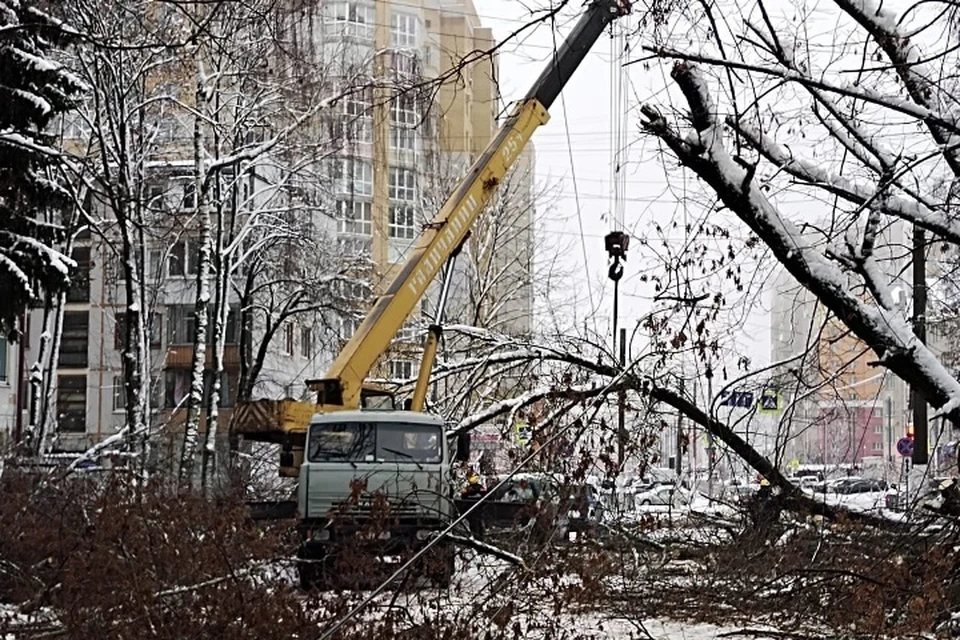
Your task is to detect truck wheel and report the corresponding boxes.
[298,560,317,591]
[429,547,455,589]
[297,543,325,591]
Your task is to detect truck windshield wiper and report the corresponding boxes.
[380,447,423,470]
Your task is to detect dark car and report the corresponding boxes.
[836,478,888,494]
[456,474,603,535]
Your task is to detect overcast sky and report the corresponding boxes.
[476,1,774,369]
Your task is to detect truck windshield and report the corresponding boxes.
[308,422,442,463]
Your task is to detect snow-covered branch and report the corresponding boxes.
[731,120,960,244]
[642,61,960,425]
[832,0,960,177]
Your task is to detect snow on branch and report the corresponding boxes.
[443,533,526,568]
[642,61,960,425]
[732,121,960,244]
[0,128,61,158]
[640,47,960,134]
[450,381,617,437]
[832,0,960,177]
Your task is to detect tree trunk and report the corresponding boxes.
[180,59,212,489]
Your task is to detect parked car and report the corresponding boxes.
[846,479,888,494]
[821,476,863,493]
[787,475,821,490]
[635,484,690,507]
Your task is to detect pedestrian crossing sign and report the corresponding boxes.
[758,389,782,413]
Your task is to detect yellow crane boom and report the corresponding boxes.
[233,0,632,476]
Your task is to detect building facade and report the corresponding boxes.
[309,0,536,383]
[767,219,931,469]
[4,0,533,456]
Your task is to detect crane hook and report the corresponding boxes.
[604,230,630,282]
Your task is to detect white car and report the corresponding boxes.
[635,484,690,507]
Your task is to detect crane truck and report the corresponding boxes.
[232,0,632,588]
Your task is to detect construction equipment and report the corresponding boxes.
[233,0,632,478]
[233,0,631,589]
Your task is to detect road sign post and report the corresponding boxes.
[896,436,914,458]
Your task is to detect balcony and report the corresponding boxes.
[166,344,241,368]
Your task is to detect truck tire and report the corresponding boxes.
[297,543,325,591]
[298,559,317,591]
[429,546,455,589]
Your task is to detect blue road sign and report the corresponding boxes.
[896,437,914,457]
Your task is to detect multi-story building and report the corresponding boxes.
[313,0,536,384]
[12,162,337,458]
[4,0,533,458]
[768,220,921,468]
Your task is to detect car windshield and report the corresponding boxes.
[307,422,442,463]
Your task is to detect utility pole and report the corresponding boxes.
[676,379,684,480]
[618,327,626,469]
[912,227,929,465]
[886,395,893,479]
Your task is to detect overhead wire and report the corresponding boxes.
[551,13,597,332]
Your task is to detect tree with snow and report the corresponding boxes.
[0,0,83,337]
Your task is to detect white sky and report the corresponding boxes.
[476,1,774,368]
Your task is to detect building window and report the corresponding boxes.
[389,204,417,239]
[336,199,373,235]
[59,311,89,367]
[388,359,415,380]
[114,312,162,350]
[67,246,91,303]
[326,2,374,39]
[56,375,87,432]
[301,326,312,358]
[872,441,884,451]
[168,238,202,277]
[344,86,373,118]
[391,93,417,127]
[181,181,197,210]
[873,423,883,434]
[112,375,126,412]
[284,324,295,356]
[389,94,418,151]
[343,117,373,144]
[145,182,165,209]
[388,167,416,201]
[0,339,7,383]
[388,50,420,76]
[336,158,373,196]
[391,13,418,47]
[164,370,233,410]
[164,370,189,408]
[167,305,238,345]
[389,126,416,151]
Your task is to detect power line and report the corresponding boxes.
[551,20,596,331]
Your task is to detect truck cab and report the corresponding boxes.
[296,411,461,588]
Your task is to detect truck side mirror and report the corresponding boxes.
[279,451,294,468]
[455,432,471,462]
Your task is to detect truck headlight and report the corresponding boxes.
[312,529,331,541]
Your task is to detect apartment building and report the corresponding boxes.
[308,0,536,382]
[768,220,916,467]
[13,162,336,456]
[6,0,534,456]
